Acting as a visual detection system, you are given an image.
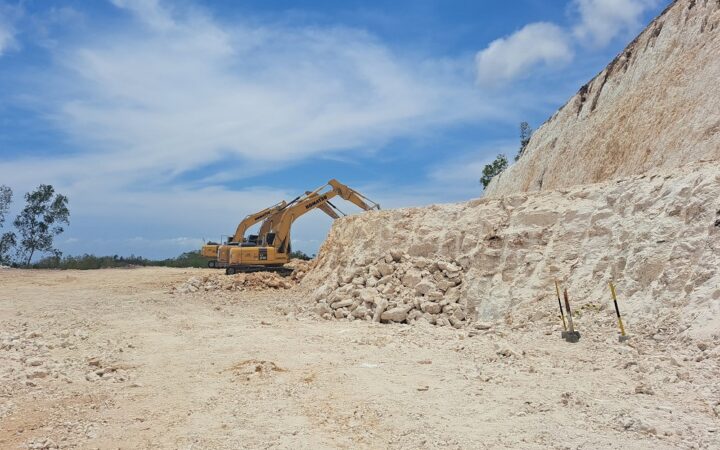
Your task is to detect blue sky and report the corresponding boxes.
[0,0,668,259]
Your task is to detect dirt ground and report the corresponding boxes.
[1,268,718,449]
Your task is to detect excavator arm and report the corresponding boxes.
[230,200,287,243]
[269,180,380,254]
[256,191,340,243]
[327,179,379,212]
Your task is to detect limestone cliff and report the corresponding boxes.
[485,0,720,197]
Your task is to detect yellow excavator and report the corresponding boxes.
[213,192,342,269]
[201,200,288,268]
[225,179,379,275]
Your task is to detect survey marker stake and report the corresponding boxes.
[609,281,629,342]
[561,288,581,343]
[555,280,567,332]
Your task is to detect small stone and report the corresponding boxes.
[381,306,410,323]
[407,309,423,322]
[331,299,353,309]
[452,308,466,321]
[635,384,655,395]
[27,369,49,379]
[426,290,443,301]
[359,288,377,303]
[422,313,437,325]
[27,358,43,367]
[448,316,464,329]
[496,347,516,357]
[389,249,403,262]
[421,302,441,315]
[315,303,332,316]
[415,280,435,295]
[85,371,100,382]
[373,299,389,322]
[87,358,101,367]
[638,422,657,435]
[377,263,394,277]
[474,322,493,330]
[351,306,369,319]
[402,270,422,288]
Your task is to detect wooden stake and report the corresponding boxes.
[555,280,567,331]
[609,281,628,341]
[563,288,575,332]
[562,288,581,342]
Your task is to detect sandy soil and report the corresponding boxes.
[1,267,718,449]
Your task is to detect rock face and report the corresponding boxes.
[485,0,720,197]
[305,163,720,337]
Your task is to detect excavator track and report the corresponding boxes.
[225,265,294,277]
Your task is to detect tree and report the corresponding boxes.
[515,121,533,161]
[0,185,11,227]
[13,184,70,266]
[289,250,312,261]
[480,154,509,190]
[0,185,16,264]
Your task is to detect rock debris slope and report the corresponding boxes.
[305,163,720,338]
[486,0,720,197]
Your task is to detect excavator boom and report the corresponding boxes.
[231,200,287,243]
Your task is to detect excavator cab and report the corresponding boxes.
[265,233,276,246]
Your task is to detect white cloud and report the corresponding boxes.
[28,0,501,184]
[0,4,18,56]
[110,0,176,31]
[475,22,573,86]
[572,0,660,47]
[0,24,12,55]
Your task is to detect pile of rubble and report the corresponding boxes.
[174,272,294,294]
[285,259,315,282]
[312,250,469,327]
